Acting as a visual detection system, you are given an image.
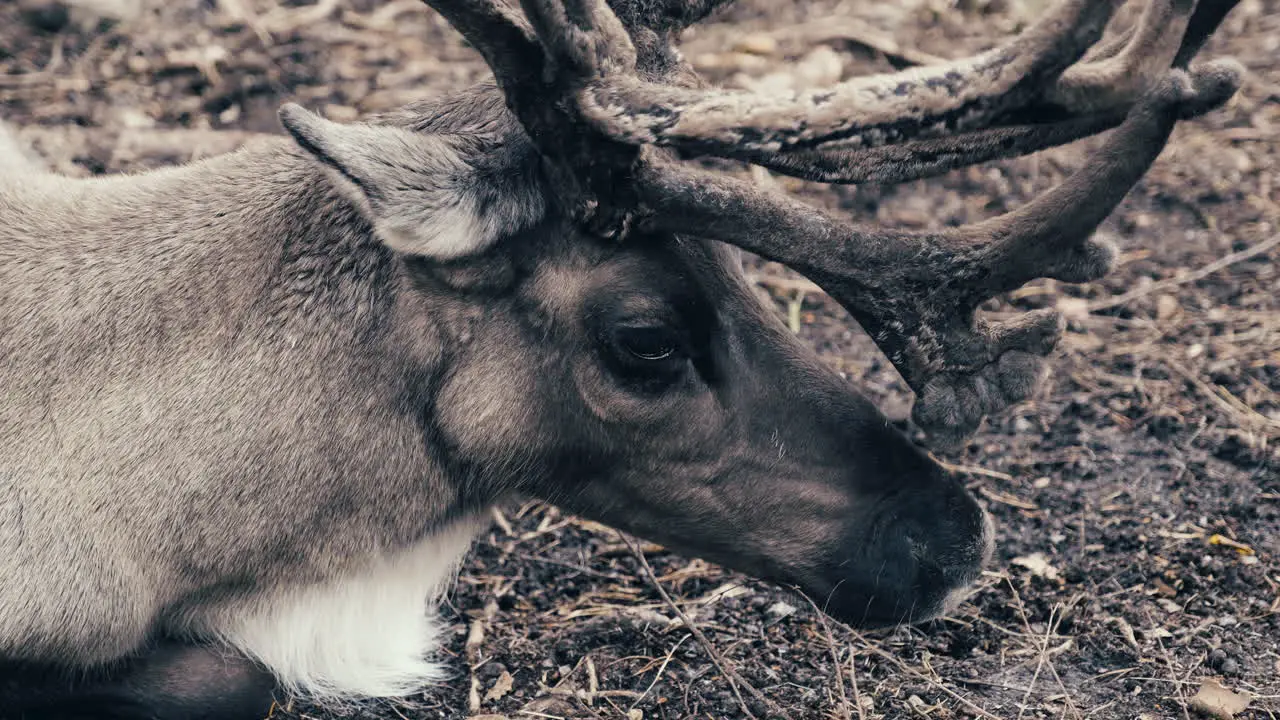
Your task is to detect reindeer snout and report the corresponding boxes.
[817,475,993,629]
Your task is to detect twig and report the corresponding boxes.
[843,629,1002,720]
[1147,610,1193,720]
[1016,603,1057,720]
[622,534,791,720]
[501,550,625,581]
[977,485,1040,511]
[630,633,690,711]
[465,599,499,713]
[932,457,1016,482]
[490,506,515,536]
[794,589,855,720]
[847,650,865,720]
[1165,360,1280,433]
[1088,233,1280,312]
[216,0,274,48]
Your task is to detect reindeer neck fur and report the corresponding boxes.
[0,133,491,695]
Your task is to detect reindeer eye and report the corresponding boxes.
[618,326,678,361]
[602,323,690,388]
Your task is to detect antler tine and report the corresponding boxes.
[699,0,1239,189]
[722,48,1232,188]
[720,114,1126,185]
[570,0,1234,182]
[518,0,636,80]
[1045,0,1194,112]
[424,0,646,236]
[633,61,1242,447]
[958,61,1242,293]
[1175,0,1242,66]
[579,0,1127,154]
[419,1,545,91]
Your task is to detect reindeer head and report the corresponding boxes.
[277,0,1240,627]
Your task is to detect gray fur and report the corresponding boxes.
[278,104,546,260]
[0,98,553,667]
[1,135,456,664]
[0,83,988,704]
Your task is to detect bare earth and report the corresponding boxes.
[2,0,1278,717]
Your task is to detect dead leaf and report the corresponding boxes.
[519,697,576,716]
[1153,578,1178,598]
[1207,534,1255,555]
[483,670,514,704]
[1011,552,1061,580]
[1189,678,1253,719]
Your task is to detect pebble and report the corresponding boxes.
[1209,647,1243,676]
[1155,294,1180,320]
[766,601,797,618]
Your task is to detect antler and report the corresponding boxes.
[420,0,1243,446]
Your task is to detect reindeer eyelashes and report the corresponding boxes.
[598,322,692,390]
[614,325,681,362]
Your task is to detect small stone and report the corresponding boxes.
[1155,294,1180,320]
[1011,552,1060,580]
[766,601,797,618]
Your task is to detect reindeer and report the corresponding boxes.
[0,0,1243,717]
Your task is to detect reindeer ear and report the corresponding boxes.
[278,103,546,260]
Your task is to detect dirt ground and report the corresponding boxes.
[2,0,1278,718]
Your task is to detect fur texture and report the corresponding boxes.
[0,81,992,715]
[204,518,483,699]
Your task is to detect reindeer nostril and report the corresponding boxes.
[819,484,993,629]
